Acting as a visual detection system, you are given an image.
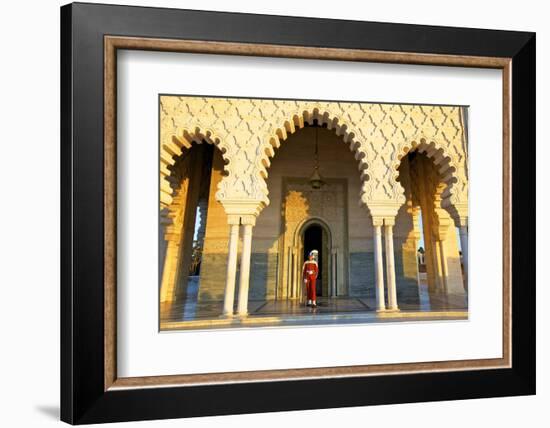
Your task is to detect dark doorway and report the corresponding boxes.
[303,224,323,296]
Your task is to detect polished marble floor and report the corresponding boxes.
[160,276,467,328]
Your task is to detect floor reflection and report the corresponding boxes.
[161,277,467,325]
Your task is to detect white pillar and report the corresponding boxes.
[237,220,254,316]
[459,225,468,281]
[222,218,240,317]
[331,249,337,297]
[384,221,399,311]
[373,221,386,312]
[434,240,445,293]
[439,240,449,291]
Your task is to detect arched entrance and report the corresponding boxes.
[302,223,329,297]
[264,122,354,301]
[295,218,333,300]
[397,149,466,306]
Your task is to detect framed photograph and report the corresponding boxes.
[61,2,535,424]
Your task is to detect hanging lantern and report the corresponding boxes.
[309,127,325,189]
[309,167,324,190]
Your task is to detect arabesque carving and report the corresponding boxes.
[160,96,468,223]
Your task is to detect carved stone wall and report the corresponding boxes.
[160,96,468,224]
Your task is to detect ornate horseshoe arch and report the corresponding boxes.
[257,107,371,205]
[393,136,467,223]
[160,126,231,211]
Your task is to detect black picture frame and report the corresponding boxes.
[61,2,535,424]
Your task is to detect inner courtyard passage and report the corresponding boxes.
[159,96,469,329]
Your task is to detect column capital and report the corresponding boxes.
[221,198,262,227]
[365,201,401,222]
[240,215,257,227]
[227,215,241,225]
[383,217,395,227]
[220,198,265,217]
[372,217,384,227]
[372,216,396,227]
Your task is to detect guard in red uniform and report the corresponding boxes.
[302,250,319,308]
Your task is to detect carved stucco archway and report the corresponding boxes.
[160,138,226,229]
[394,136,467,225]
[160,126,231,211]
[258,107,370,209]
[160,96,468,221]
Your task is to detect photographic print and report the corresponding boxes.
[62,4,535,422]
[158,96,469,331]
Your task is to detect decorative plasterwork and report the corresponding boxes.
[160,96,468,218]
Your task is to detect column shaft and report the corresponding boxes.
[237,223,254,316]
[434,240,444,293]
[222,223,240,317]
[439,239,449,291]
[459,225,469,281]
[374,225,386,311]
[331,251,337,297]
[384,224,399,311]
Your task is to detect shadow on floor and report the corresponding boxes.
[35,405,59,420]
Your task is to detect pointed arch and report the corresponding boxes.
[293,216,333,248]
[256,108,370,205]
[394,137,465,217]
[160,126,232,210]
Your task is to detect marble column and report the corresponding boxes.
[433,240,445,293]
[331,249,337,297]
[373,219,386,312]
[439,240,449,291]
[384,220,399,311]
[237,217,255,316]
[459,225,469,281]
[222,217,240,317]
